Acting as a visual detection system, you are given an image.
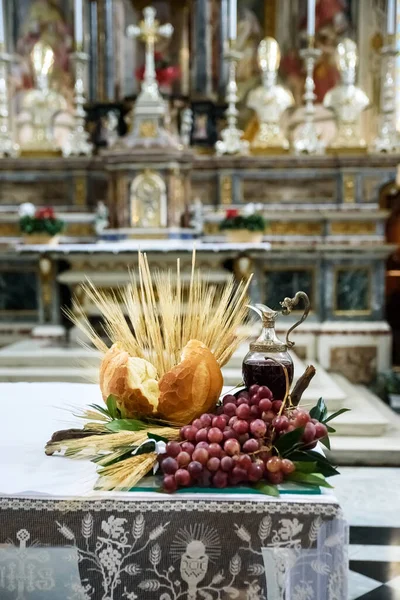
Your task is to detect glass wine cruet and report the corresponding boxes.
[242,292,310,400]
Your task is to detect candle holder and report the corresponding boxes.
[215,44,249,156]
[371,36,400,153]
[0,49,19,157]
[293,40,325,155]
[63,51,92,157]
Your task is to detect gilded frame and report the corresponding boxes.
[333,265,373,317]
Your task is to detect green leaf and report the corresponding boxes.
[275,426,304,454]
[88,403,112,419]
[134,441,157,455]
[323,408,351,424]
[309,398,328,422]
[106,395,121,419]
[293,461,317,473]
[253,481,280,497]
[320,436,331,450]
[326,425,336,433]
[289,450,340,477]
[286,472,333,488]
[105,419,148,432]
[147,432,169,443]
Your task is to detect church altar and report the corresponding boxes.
[0,382,348,600]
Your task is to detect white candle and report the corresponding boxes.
[307,0,316,37]
[0,0,5,46]
[387,0,396,35]
[228,0,237,41]
[74,0,83,48]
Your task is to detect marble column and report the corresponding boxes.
[191,0,212,97]
[218,0,229,97]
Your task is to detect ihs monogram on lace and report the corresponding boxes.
[0,529,55,599]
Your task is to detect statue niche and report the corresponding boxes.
[130,170,167,228]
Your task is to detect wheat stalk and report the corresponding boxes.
[97,453,157,491]
[69,251,252,376]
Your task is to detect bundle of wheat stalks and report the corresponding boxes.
[47,250,252,491]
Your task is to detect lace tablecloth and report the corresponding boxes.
[0,383,349,600]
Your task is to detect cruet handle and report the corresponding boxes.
[280,291,310,349]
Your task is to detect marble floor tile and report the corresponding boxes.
[387,576,400,591]
[349,545,400,562]
[348,569,383,600]
[355,585,400,599]
[350,561,400,584]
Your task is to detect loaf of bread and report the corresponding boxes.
[99,339,223,423]
[158,340,223,425]
[99,344,159,418]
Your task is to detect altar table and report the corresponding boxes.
[0,383,348,600]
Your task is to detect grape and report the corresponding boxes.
[238,390,250,399]
[192,418,202,430]
[195,428,209,443]
[181,442,194,455]
[200,414,212,427]
[302,422,316,444]
[272,400,283,413]
[221,456,234,471]
[238,433,249,445]
[248,463,264,482]
[266,457,282,473]
[213,470,228,488]
[223,428,237,441]
[259,451,272,462]
[250,419,267,438]
[238,454,252,471]
[273,415,290,432]
[208,443,222,458]
[177,451,191,467]
[237,397,250,406]
[166,441,181,457]
[231,466,247,484]
[233,419,249,435]
[195,441,209,450]
[223,394,237,405]
[262,410,275,423]
[224,438,241,456]
[224,403,237,417]
[315,423,328,439]
[259,398,272,412]
[229,416,238,427]
[192,448,209,465]
[243,438,259,453]
[188,461,203,478]
[163,475,177,492]
[200,467,212,487]
[175,469,191,486]
[287,425,295,433]
[295,411,311,427]
[208,427,224,444]
[266,471,283,484]
[249,384,260,396]
[281,458,295,474]
[207,457,220,472]
[258,386,273,400]
[250,394,260,406]
[182,426,197,442]
[236,403,251,419]
[311,418,319,425]
[250,405,261,418]
[162,457,179,474]
[212,415,227,430]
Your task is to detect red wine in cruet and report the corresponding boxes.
[242,357,294,400]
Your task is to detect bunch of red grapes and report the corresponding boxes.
[160,384,328,493]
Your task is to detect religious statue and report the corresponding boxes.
[18,41,68,155]
[324,39,369,152]
[246,38,294,153]
[94,201,110,236]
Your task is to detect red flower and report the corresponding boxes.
[35,207,55,220]
[226,209,239,218]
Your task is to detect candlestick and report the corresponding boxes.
[228,0,237,40]
[387,0,395,35]
[62,51,92,156]
[74,0,83,49]
[215,44,249,155]
[293,42,325,154]
[307,0,316,37]
[0,0,4,46]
